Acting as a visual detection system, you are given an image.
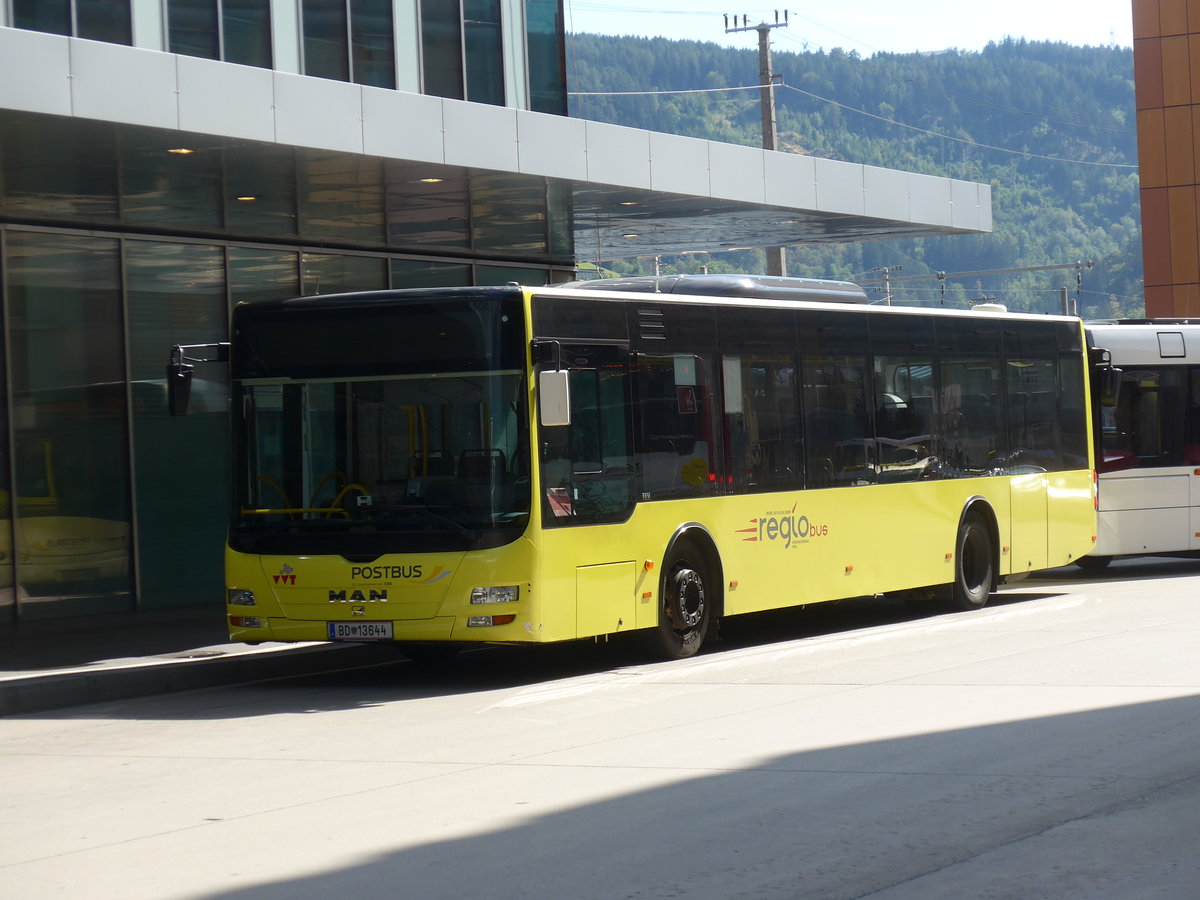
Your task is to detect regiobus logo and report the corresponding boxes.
[737,502,829,548]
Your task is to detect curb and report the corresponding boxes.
[0,642,401,717]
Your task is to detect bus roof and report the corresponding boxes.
[1086,320,1200,365]
[560,274,869,304]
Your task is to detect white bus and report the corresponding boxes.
[1083,320,1200,569]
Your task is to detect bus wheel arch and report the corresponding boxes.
[647,525,724,660]
[949,500,998,611]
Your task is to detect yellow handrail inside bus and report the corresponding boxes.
[308,471,347,508]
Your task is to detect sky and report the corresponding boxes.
[562,1,1134,56]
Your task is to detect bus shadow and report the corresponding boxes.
[49,586,1079,722]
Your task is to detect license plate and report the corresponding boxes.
[328,621,394,641]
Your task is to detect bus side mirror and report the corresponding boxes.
[1098,366,1122,408]
[167,359,194,417]
[539,369,571,426]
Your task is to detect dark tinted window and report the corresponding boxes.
[717,306,801,493]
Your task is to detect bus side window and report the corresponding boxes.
[801,355,873,487]
[723,355,801,494]
[874,357,934,483]
[539,346,634,526]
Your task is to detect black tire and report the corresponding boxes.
[950,512,994,611]
[1074,555,1113,572]
[647,538,713,659]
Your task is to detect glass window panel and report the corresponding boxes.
[5,232,131,618]
[464,0,504,105]
[350,0,396,88]
[802,353,873,487]
[635,354,718,500]
[301,253,387,294]
[540,345,634,526]
[472,175,550,256]
[526,0,567,115]
[1005,321,1061,472]
[1,112,118,223]
[421,0,464,99]
[303,0,350,81]
[384,165,471,250]
[229,248,300,303]
[169,0,221,59]
[1102,368,1189,470]
[390,259,471,288]
[224,0,273,68]
[475,264,545,286]
[936,318,1006,475]
[13,0,71,36]
[224,144,298,238]
[77,0,133,44]
[122,131,224,229]
[297,152,385,245]
[126,241,229,608]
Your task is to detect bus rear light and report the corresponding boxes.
[230,616,263,628]
[467,614,516,627]
[228,589,256,606]
[470,585,519,604]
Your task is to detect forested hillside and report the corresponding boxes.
[568,34,1141,316]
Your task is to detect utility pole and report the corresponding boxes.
[726,10,788,277]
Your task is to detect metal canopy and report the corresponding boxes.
[0,27,993,266]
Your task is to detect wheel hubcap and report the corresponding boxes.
[670,568,705,629]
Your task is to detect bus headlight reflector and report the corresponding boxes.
[228,589,257,606]
[470,585,518,604]
[467,614,516,627]
[230,616,263,628]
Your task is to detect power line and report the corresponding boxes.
[568,81,1136,169]
[779,84,1136,169]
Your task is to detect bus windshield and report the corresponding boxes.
[229,292,530,555]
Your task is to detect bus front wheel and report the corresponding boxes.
[950,512,994,611]
[649,538,712,660]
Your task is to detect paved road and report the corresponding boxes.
[3,557,1199,899]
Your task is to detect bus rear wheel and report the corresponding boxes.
[950,512,994,611]
[648,539,712,660]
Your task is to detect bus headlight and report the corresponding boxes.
[230,616,263,628]
[470,585,518,604]
[228,589,257,606]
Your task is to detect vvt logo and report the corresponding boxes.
[737,502,828,548]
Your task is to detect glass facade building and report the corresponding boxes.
[0,1,573,623]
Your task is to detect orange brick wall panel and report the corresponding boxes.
[1162,0,1190,34]
[1136,37,1166,109]
[1168,185,1200,283]
[1141,187,1173,286]
[1175,282,1200,314]
[1145,284,1174,316]
[1138,108,1169,187]
[1165,105,1196,182]
[1133,0,1162,39]
[1162,35,1192,106]
[1190,34,1200,101]
[1142,289,1171,321]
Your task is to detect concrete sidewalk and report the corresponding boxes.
[0,607,398,716]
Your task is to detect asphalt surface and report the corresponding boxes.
[0,605,398,716]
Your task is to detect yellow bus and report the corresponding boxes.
[170,275,1098,659]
